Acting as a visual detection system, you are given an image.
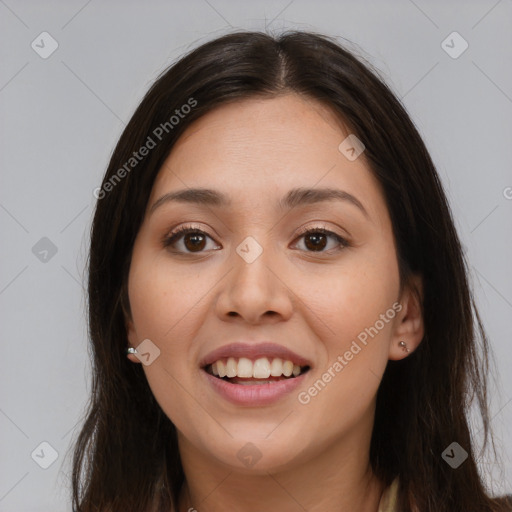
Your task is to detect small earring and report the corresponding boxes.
[398,341,410,353]
[126,347,138,355]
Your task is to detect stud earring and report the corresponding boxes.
[126,347,137,355]
[398,341,410,353]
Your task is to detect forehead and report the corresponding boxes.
[149,94,386,222]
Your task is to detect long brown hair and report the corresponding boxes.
[70,30,511,511]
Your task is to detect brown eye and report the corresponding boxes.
[294,227,349,253]
[163,226,348,255]
[303,232,328,251]
[183,232,207,252]
[163,227,219,253]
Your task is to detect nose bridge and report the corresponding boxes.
[229,210,277,275]
[232,232,278,295]
[216,231,293,322]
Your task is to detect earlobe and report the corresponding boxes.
[389,274,424,361]
[125,327,142,364]
[124,303,142,365]
[126,346,141,364]
[398,341,410,353]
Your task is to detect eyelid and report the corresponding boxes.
[293,222,348,240]
[292,224,350,252]
[161,223,218,248]
[163,222,350,253]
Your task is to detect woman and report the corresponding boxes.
[70,30,512,511]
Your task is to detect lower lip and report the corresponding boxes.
[202,369,309,406]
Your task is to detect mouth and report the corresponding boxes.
[203,356,311,385]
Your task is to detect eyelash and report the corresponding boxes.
[162,224,350,254]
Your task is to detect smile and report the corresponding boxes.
[199,342,312,405]
[201,357,311,406]
[204,356,310,383]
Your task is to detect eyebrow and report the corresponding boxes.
[149,187,370,220]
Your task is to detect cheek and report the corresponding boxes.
[128,251,199,341]
[311,251,399,345]
[296,271,398,432]
[300,246,399,416]
[127,255,202,429]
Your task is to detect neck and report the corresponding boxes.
[177,430,385,512]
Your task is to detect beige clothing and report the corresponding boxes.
[378,477,399,512]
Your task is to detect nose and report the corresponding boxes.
[214,239,294,325]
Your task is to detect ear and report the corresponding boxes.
[388,273,424,361]
[122,289,142,365]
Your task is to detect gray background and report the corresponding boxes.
[1,0,511,510]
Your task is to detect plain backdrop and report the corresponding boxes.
[0,0,511,510]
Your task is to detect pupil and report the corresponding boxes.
[184,233,327,252]
[306,233,326,251]
[185,234,206,251]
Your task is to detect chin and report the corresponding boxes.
[197,433,311,473]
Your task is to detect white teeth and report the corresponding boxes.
[282,360,293,377]
[226,357,237,378]
[253,358,271,379]
[270,358,283,376]
[217,360,226,378]
[237,357,253,378]
[207,356,306,379]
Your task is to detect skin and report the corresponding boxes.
[125,93,424,512]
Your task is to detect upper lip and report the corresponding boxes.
[199,342,312,368]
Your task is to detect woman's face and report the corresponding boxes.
[126,93,422,472]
